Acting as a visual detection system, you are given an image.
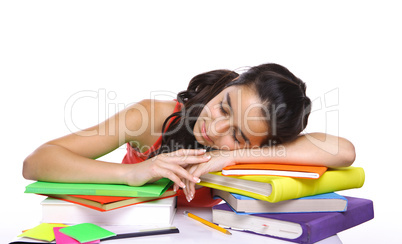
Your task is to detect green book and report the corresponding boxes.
[24,178,172,197]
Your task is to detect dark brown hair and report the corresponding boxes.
[228,63,311,145]
[149,63,311,157]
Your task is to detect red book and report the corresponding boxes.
[42,189,177,212]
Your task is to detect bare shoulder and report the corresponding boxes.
[124,99,177,146]
[135,99,177,122]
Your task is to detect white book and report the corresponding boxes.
[41,196,176,226]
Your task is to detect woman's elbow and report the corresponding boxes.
[338,138,356,167]
[22,154,37,180]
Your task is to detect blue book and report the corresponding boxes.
[213,189,347,214]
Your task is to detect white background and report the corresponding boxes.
[1,1,401,243]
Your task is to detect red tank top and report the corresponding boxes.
[122,101,221,207]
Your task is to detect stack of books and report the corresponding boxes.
[198,163,374,244]
[24,178,178,226]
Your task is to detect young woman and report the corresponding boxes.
[23,63,356,207]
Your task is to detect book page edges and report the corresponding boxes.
[200,167,364,203]
[198,181,272,201]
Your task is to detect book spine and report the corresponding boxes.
[269,168,365,202]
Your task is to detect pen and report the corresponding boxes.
[183,211,232,235]
[102,227,179,241]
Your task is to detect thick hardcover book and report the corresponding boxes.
[212,196,374,244]
[42,189,178,211]
[199,167,365,202]
[222,164,327,179]
[41,196,177,225]
[213,189,347,213]
[24,178,172,197]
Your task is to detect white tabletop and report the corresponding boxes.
[9,206,341,244]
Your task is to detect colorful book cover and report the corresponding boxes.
[25,178,172,197]
[212,196,374,244]
[222,163,327,179]
[199,167,365,202]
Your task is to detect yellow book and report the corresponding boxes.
[198,167,365,203]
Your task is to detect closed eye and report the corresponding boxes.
[219,101,229,115]
[232,128,240,143]
[220,100,241,144]
[222,92,251,145]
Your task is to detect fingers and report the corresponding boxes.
[181,177,193,202]
[168,148,207,157]
[134,149,210,196]
[151,161,201,190]
[173,183,180,192]
[162,169,187,189]
[161,150,211,165]
[183,179,192,202]
[184,181,197,202]
[182,165,201,202]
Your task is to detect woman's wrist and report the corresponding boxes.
[119,163,151,186]
[207,149,236,168]
[85,161,134,185]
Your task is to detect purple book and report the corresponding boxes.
[212,196,374,244]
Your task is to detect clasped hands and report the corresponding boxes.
[123,149,234,203]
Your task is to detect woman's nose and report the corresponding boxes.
[212,117,231,136]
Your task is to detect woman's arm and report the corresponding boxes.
[182,133,356,202]
[235,133,356,167]
[23,100,208,187]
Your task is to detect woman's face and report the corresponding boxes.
[193,85,269,150]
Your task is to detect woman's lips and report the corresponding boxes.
[202,121,213,143]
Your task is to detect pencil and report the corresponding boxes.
[183,210,232,235]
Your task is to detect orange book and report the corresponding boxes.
[42,189,178,212]
[222,164,327,179]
